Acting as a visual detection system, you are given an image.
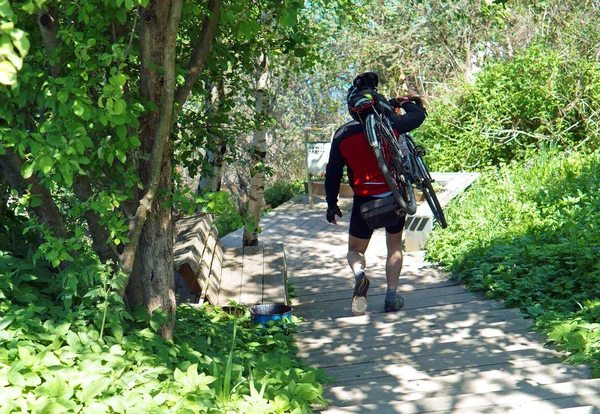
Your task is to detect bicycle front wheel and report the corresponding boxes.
[420,177,447,228]
[409,140,447,228]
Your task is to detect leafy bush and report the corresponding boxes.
[426,149,600,376]
[0,253,329,413]
[417,44,600,172]
[264,180,305,209]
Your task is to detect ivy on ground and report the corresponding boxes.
[426,150,600,377]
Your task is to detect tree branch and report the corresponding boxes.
[174,0,222,107]
[38,8,61,77]
[72,176,120,265]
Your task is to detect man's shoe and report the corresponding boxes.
[384,295,405,312]
[351,274,370,316]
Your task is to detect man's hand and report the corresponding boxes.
[390,96,427,115]
[408,96,426,111]
[326,205,343,224]
[389,96,409,109]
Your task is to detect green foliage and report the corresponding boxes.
[0,254,329,413]
[426,149,600,376]
[418,44,600,172]
[0,0,30,86]
[264,180,305,209]
[204,191,248,237]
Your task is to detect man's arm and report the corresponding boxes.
[324,137,344,209]
[390,102,427,133]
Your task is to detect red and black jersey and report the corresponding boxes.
[325,102,426,208]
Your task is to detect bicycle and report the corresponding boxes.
[353,94,447,228]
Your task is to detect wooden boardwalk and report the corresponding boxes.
[221,195,600,413]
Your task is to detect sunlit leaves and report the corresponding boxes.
[0,2,30,85]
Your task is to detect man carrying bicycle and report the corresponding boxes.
[325,72,426,315]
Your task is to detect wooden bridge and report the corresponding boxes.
[221,195,600,413]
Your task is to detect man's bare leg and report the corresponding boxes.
[384,229,405,312]
[385,230,403,289]
[348,235,370,315]
[347,235,370,274]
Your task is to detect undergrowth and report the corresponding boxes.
[0,255,329,413]
[426,149,600,376]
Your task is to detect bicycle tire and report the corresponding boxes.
[406,135,448,228]
[420,177,447,228]
[365,114,417,215]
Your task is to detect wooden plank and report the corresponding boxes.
[197,227,220,295]
[173,236,204,268]
[322,347,568,386]
[325,361,592,402]
[239,246,264,306]
[262,243,288,305]
[216,247,244,306]
[294,291,497,321]
[318,378,600,414]
[204,239,224,305]
[298,306,522,334]
[294,283,467,306]
[173,214,215,301]
[300,322,544,369]
[204,255,222,305]
[298,314,534,356]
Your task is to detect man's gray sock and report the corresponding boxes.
[354,270,366,282]
[385,288,397,302]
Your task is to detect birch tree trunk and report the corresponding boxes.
[198,79,226,193]
[243,56,270,246]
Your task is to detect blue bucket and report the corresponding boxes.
[250,304,292,326]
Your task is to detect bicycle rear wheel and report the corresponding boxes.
[365,114,417,215]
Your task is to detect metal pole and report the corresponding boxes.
[304,130,314,208]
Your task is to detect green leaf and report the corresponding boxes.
[0,316,14,330]
[37,155,53,174]
[113,99,126,115]
[115,149,126,163]
[8,371,25,387]
[0,1,14,18]
[280,9,298,27]
[116,125,127,140]
[129,136,141,146]
[21,162,34,178]
[116,8,127,24]
[10,29,30,57]
[80,135,94,148]
[0,61,17,86]
[29,195,42,207]
[73,100,86,118]
[47,135,64,147]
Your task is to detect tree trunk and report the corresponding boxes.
[198,79,226,193]
[243,56,270,247]
[134,0,182,339]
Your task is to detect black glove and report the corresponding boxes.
[326,206,343,224]
[408,96,427,115]
[389,97,409,109]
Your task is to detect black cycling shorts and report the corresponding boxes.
[349,194,406,239]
